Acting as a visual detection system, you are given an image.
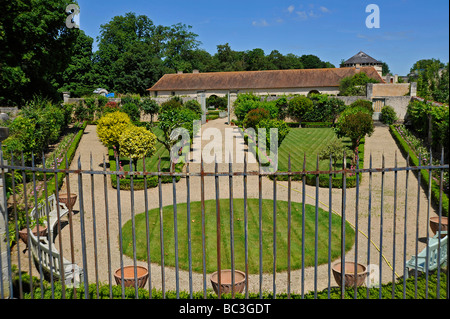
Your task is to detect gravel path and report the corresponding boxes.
[14,119,440,296]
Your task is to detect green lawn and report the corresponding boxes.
[122,199,355,274]
[277,128,353,172]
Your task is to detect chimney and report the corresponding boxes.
[193,69,199,74]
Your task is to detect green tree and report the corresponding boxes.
[319,139,348,175]
[244,48,268,71]
[163,22,201,72]
[288,96,314,127]
[409,59,447,102]
[334,108,374,160]
[155,108,200,167]
[140,98,159,123]
[339,73,379,96]
[300,54,334,69]
[60,30,95,97]
[111,42,167,95]
[0,0,80,105]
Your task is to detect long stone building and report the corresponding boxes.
[147,66,384,99]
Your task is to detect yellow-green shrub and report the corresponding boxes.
[119,125,157,170]
[97,111,131,149]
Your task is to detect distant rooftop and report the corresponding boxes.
[343,51,382,66]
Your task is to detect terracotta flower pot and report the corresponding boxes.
[114,266,149,288]
[210,269,246,295]
[332,262,367,288]
[18,225,48,245]
[59,193,77,211]
[429,216,448,236]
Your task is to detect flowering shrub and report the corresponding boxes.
[103,101,119,114]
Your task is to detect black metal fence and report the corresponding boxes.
[0,149,448,300]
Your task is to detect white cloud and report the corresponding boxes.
[252,19,269,27]
[319,6,331,13]
[296,11,308,20]
[287,5,295,14]
[308,10,320,18]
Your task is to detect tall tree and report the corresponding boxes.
[0,0,80,106]
[60,30,95,97]
[163,22,201,72]
[410,58,448,103]
[110,42,168,95]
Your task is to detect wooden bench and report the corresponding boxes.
[405,231,448,279]
[28,194,84,287]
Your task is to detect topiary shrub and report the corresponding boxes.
[119,125,157,171]
[380,105,398,125]
[97,111,132,150]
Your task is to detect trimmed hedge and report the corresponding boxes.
[286,122,333,128]
[21,269,447,299]
[108,148,182,190]
[389,125,448,217]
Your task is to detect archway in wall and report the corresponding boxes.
[307,90,320,96]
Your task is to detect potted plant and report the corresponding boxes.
[17,214,47,246]
[210,269,246,295]
[114,265,149,288]
[58,193,78,212]
[429,216,448,236]
[332,261,368,288]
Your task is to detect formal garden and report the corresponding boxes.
[2,90,449,299]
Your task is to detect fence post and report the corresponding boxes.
[0,127,11,298]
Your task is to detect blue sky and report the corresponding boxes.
[76,0,449,75]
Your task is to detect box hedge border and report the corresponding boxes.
[108,148,183,190]
[389,125,448,217]
[20,269,447,300]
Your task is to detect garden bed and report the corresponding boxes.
[6,121,87,210]
[274,128,365,188]
[108,126,183,190]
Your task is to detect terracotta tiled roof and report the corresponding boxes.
[148,67,384,91]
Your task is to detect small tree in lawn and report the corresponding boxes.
[140,97,159,124]
[334,107,374,163]
[288,96,314,127]
[155,108,201,168]
[319,139,349,176]
[119,125,157,171]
